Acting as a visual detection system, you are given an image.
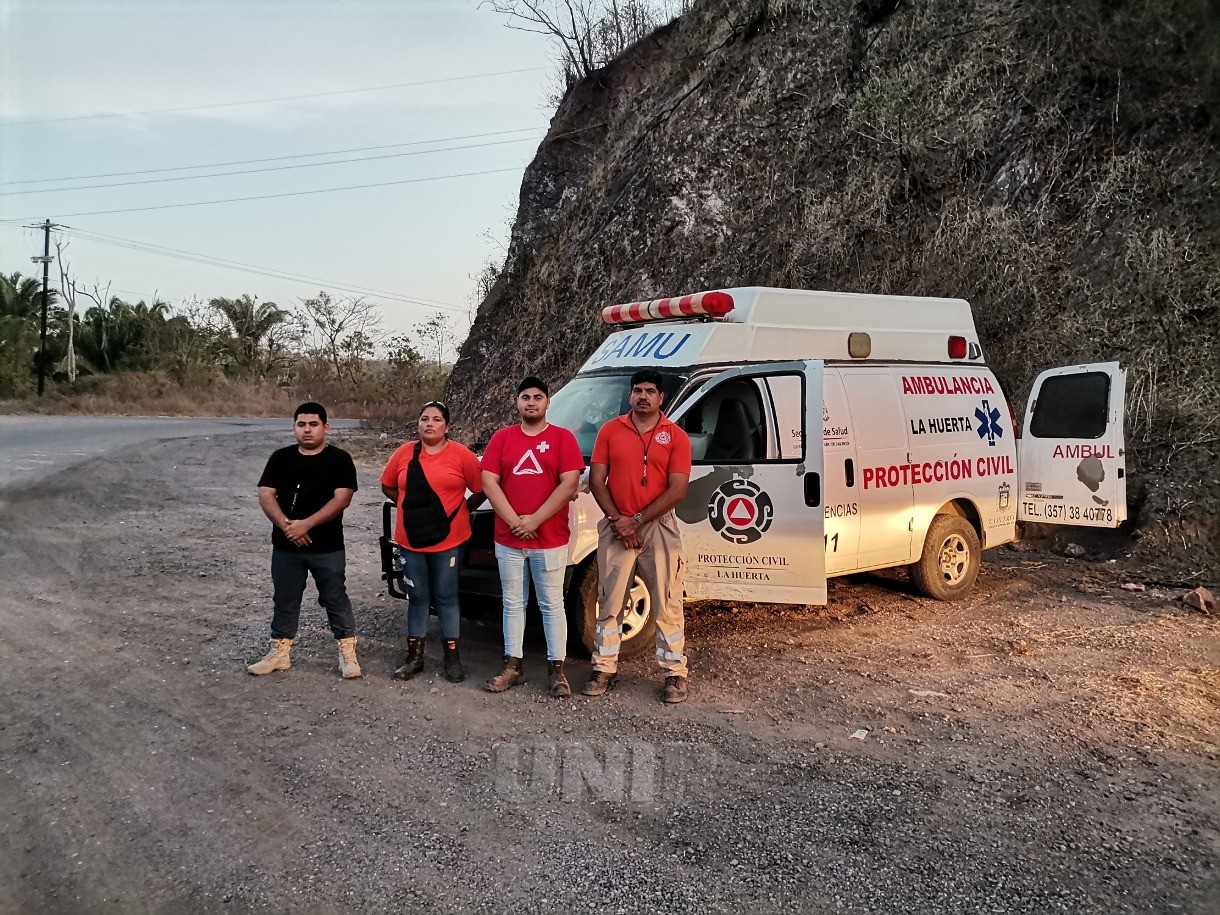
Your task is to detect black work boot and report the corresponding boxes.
[393,637,425,680]
[486,656,525,693]
[442,639,466,683]
[548,660,571,699]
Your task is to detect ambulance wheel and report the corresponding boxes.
[911,514,980,601]
[566,558,655,660]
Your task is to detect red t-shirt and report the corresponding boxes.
[480,423,585,549]
[379,440,483,553]
[591,413,692,517]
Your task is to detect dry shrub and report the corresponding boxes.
[0,365,447,423]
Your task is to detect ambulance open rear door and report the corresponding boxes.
[1017,362,1127,527]
[669,360,827,605]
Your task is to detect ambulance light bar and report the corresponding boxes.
[601,290,735,325]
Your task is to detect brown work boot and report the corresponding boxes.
[247,638,292,676]
[581,670,616,697]
[548,660,571,699]
[442,639,466,683]
[393,637,425,680]
[337,636,362,679]
[662,675,689,704]
[486,656,525,693]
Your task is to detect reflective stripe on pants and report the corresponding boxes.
[592,512,687,677]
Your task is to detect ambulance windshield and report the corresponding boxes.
[548,372,686,457]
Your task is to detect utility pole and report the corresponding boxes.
[29,219,59,397]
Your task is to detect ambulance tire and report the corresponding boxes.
[566,558,656,660]
[911,514,980,601]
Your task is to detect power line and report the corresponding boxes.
[58,225,470,313]
[2,126,544,185]
[0,165,526,221]
[4,67,549,126]
[0,136,543,196]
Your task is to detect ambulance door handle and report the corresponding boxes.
[844,459,855,488]
[803,472,821,507]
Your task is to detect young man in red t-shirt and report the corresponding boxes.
[481,377,585,697]
[584,369,692,703]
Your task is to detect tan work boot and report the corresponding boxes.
[337,636,362,679]
[247,638,292,676]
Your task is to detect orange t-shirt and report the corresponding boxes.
[380,440,483,552]
[590,413,692,517]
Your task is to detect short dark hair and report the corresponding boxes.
[419,400,450,423]
[294,402,327,424]
[630,370,664,392]
[516,376,549,397]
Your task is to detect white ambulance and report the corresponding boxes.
[401,287,1126,658]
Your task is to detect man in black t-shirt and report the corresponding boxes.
[248,402,362,679]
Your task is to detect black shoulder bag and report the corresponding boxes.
[401,442,460,549]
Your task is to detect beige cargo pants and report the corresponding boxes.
[592,511,687,677]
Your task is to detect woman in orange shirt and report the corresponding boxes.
[380,401,483,682]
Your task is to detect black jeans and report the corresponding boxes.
[270,548,355,640]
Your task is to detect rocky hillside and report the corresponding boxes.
[447,0,1220,575]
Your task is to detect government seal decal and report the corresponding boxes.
[708,478,774,544]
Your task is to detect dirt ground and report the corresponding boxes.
[0,427,1217,914]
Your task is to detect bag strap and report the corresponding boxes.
[409,441,461,521]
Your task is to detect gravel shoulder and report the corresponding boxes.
[0,428,1216,914]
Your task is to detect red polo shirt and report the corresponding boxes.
[591,412,692,517]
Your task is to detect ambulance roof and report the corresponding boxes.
[582,287,984,372]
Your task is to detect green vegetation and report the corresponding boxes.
[0,273,448,419]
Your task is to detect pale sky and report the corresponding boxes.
[0,0,557,352]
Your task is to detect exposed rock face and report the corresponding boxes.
[448,0,1219,573]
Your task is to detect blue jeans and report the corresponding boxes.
[494,543,567,661]
[399,546,462,639]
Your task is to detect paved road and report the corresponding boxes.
[0,416,353,491]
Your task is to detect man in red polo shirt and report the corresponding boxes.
[583,369,692,703]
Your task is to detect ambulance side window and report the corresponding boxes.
[680,379,768,463]
[1029,372,1110,439]
[765,375,804,460]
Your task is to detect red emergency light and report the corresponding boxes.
[947,335,968,359]
[601,290,735,325]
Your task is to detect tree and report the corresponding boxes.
[414,312,458,371]
[210,294,288,377]
[0,272,49,396]
[484,1,688,84]
[162,296,224,382]
[297,291,384,383]
[0,271,51,322]
[76,294,165,373]
[53,239,88,382]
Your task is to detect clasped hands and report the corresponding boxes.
[610,514,643,550]
[282,519,312,547]
[509,514,540,541]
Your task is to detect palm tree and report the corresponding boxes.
[0,271,56,321]
[210,295,286,376]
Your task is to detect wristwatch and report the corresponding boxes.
[632,512,645,525]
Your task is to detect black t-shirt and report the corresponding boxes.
[258,444,359,553]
